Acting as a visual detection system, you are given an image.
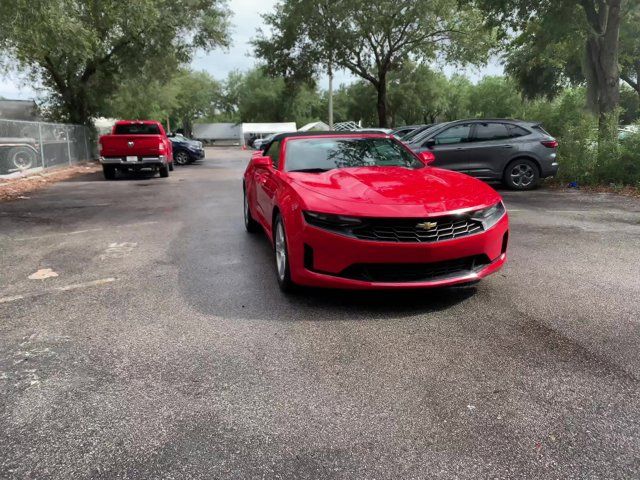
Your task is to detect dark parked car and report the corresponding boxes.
[400,124,435,143]
[407,119,558,190]
[390,125,424,139]
[169,134,205,165]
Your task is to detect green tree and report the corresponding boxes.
[0,0,230,126]
[441,75,473,121]
[468,76,523,118]
[469,0,624,138]
[387,65,450,125]
[104,69,222,135]
[619,1,640,100]
[254,0,494,127]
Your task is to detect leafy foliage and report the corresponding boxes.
[0,0,230,125]
[254,0,495,127]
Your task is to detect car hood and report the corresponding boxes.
[290,167,500,213]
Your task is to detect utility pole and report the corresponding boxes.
[328,62,334,130]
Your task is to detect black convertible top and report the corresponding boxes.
[263,130,390,151]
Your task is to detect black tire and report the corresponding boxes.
[503,158,540,190]
[273,214,296,292]
[168,162,174,171]
[159,163,169,178]
[174,151,190,166]
[8,146,37,170]
[243,187,260,233]
[103,165,116,180]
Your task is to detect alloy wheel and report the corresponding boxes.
[275,221,287,281]
[175,152,189,165]
[510,163,535,188]
[243,191,250,227]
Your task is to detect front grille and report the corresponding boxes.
[338,255,490,283]
[351,216,484,243]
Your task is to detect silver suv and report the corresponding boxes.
[407,119,559,190]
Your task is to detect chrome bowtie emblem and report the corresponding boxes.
[416,221,438,231]
[128,141,134,148]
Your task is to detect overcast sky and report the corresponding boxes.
[0,0,503,101]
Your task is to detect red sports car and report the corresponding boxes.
[243,132,509,291]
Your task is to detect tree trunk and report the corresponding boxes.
[582,0,622,140]
[376,75,389,128]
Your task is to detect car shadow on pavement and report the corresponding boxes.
[282,284,478,316]
[178,229,479,322]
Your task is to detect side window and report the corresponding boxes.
[474,123,510,141]
[265,141,280,168]
[506,124,531,138]
[433,124,471,145]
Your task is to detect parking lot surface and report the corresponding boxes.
[1,148,639,479]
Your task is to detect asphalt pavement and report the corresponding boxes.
[1,148,639,479]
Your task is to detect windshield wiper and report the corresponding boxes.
[288,168,332,173]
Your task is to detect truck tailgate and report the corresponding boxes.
[100,135,164,157]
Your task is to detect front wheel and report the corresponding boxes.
[159,163,169,178]
[503,159,540,190]
[174,151,190,166]
[273,214,295,292]
[168,162,174,171]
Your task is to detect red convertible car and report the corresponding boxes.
[243,132,509,291]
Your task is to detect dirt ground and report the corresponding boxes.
[0,163,101,202]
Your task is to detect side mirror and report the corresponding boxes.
[419,151,436,165]
[424,138,436,148]
[253,155,273,168]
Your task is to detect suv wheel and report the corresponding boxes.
[504,159,540,190]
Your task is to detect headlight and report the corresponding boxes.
[303,211,363,230]
[470,201,506,229]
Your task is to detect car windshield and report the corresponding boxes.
[285,137,423,172]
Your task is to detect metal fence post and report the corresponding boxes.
[83,126,90,161]
[38,122,46,170]
[66,125,73,165]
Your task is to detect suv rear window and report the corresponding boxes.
[506,125,531,138]
[114,123,160,135]
[532,125,551,136]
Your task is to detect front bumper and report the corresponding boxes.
[100,155,167,166]
[288,214,509,289]
[190,149,205,160]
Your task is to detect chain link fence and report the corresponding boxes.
[0,119,96,177]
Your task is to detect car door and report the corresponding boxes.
[419,123,473,172]
[459,122,516,179]
[255,140,281,229]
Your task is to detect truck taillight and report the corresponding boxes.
[98,143,103,153]
[158,142,166,152]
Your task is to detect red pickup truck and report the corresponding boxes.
[98,120,174,180]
